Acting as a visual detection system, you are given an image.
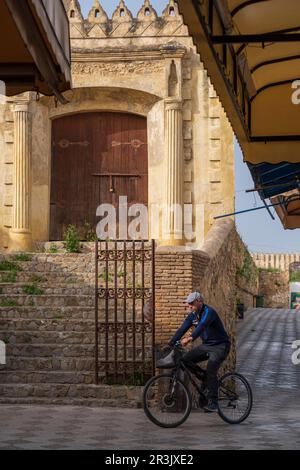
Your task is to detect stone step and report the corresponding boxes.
[0,383,143,401]
[0,355,95,371]
[1,252,94,262]
[0,294,95,307]
[0,314,148,327]
[0,306,95,321]
[37,242,96,253]
[0,397,141,408]
[0,318,95,332]
[0,271,94,284]
[0,330,95,344]
[0,258,94,272]
[0,370,96,384]
[1,328,149,344]
[4,345,151,362]
[0,284,94,296]
[15,263,95,274]
[5,343,96,357]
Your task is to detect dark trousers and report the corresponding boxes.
[182,343,231,402]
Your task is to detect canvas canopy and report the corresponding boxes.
[178,0,300,164]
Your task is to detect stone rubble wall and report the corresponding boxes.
[252,252,300,308]
[258,271,290,309]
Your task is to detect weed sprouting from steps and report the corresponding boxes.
[0,272,17,283]
[0,260,22,273]
[11,254,32,262]
[0,298,19,307]
[99,272,113,282]
[48,243,58,254]
[30,275,44,284]
[22,284,44,296]
[63,225,81,253]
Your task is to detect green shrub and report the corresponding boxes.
[259,267,281,274]
[48,243,58,254]
[99,272,113,282]
[290,270,300,282]
[63,225,81,253]
[0,298,19,307]
[22,284,44,296]
[236,250,258,284]
[0,272,17,283]
[0,260,22,272]
[12,253,32,262]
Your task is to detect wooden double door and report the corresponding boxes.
[50,112,148,241]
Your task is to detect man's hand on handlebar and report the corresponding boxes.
[181,336,193,347]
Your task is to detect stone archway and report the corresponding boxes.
[50,111,148,241]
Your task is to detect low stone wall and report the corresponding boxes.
[258,270,290,308]
[155,219,252,370]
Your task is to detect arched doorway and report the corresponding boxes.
[50,112,148,240]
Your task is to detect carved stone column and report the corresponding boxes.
[10,103,32,252]
[163,97,184,245]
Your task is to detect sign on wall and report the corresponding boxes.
[290,283,300,310]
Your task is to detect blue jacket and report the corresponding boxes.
[169,304,230,347]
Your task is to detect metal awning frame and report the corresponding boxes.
[1,0,71,103]
[214,194,300,220]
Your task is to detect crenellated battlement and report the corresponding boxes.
[251,252,300,272]
[64,0,188,39]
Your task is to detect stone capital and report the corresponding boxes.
[14,103,30,114]
[165,97,183,111]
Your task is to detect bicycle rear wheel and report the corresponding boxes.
[143,373,192,428]
[217,372,253,424]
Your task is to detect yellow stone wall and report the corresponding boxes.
[0,0,234,251]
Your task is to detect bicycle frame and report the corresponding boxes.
[173,359,208,405]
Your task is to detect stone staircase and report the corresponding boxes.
[0,249,143,407]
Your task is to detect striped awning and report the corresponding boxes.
[178,0,300,164]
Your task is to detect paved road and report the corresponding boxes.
[1,308,300,450]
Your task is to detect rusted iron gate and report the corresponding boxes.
[95,240,155,385]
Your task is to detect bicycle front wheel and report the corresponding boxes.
[143,373,192,428]
[218,372,253,424]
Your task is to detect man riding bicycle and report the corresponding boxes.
[168,291,231,413]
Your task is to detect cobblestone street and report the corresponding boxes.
[1,308,300,450]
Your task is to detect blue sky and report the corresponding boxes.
[79,0,165,17]
[78,1,300,253]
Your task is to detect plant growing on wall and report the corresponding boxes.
[258,267,281,274]
[290,270,300,282]
[0,260,22,273]
[236,249,258,284]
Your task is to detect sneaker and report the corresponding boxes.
[203,400,218,413]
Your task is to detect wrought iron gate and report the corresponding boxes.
[95,240,155,385]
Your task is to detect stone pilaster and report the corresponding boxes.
[10,103,32,252]
[163,98,184,245]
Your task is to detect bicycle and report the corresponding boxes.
[143,343,253,428]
